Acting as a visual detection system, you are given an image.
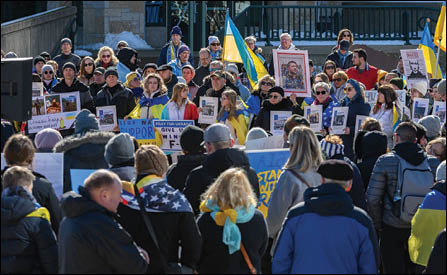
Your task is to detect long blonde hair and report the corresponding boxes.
[217,89,238,121]
[284,126,323,172]
[170,83,191,107]
[143,73,167,96]
[95,46,118,66]
[201,168,257,210]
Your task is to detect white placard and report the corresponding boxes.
[245,135,285,150]
[304,104,323,132]
[396,90,407,112]
[432,101,446,124]
[28,91,81,134]
[364,90,378,109]
[355,115,369,134]
[96,105,117,131]
[270,111,292,136]
[412,98,429,123]
[272,49,312,97]
[153,120,194,151]
[400,49,429,89]
[198,96,219,124]
[1,153,64,199]
[32,82,43,97]
[330,107,349,135]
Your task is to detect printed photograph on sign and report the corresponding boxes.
[96,106,117,132]
[199,96,219,124]
[355,115,369,134]
[272,49,311,97]
[401,49,428,88]
[432,101,446,123]
[270,111,292,136]
[32,98,45,116]
[365,90,378,109]
[45,95,62,114]
[61,95,77,112]
[412,98,429,122]
[304,105,322,132]
[330,107,349,135]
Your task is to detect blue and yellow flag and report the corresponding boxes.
[434,3,446,52]
[392,104,401,132]
[222,13,269,88]
[418,21,443,78]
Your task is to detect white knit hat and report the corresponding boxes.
[411,81,428,97]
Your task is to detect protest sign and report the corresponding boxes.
[1,153,64,199]
[199,96,218,124]
[153,120,194,151]
[28,91,81,134]
[32,82,43,97]
[246,149,290,217]
[401,49,428,89]
[396,90,407,112]
[96,105,117,131]
[273,49,311,97]
[432,101,446,123]
[270,111,292,136]
[118,119,157,146]
[330,107,349,135]
[245,135,284,150]
[304,105,323,132]
[355,115,369,134]
[412,98,429,123]
[70,169,96,194]
[365,90,378,109]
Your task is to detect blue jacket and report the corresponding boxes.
[116,62,131,84]
[273,183,379,274]
[235,79,250,102]
[157,41,194,66]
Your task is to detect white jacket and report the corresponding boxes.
[371,105,393,149]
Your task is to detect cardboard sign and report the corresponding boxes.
[304,105,323,132]
[330,107,349,135]
[153,120,194,151]
[96,105,117,131]
[118,119,156,146]
[270,111,292,136]
[432,101,446,123]
[198,96,218,124]
[412,98,429,123]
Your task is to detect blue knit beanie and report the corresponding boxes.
[170,26,182,37]
[74,109,99,134]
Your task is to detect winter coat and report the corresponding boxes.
[333,81,347,103]
[254,98,293,132]
[53,130,115,193]
[95,82,136,119]
[164,74,179,98]
[50,78,95,113]
[340,94,371,161]
[43,78,59,93]
[193,64,210,87]
[158,41,194,67]
[95,59,116,70]
[193,77,240,111]
[408,180,446,266]
[272,183,379,274]
[246,90,268,116]
[346,63,379,90]
[117,47,139,83]
[370,104,394,149]
[168,59,192,77]
[266,165,322,241]
[366,142,440,230]
[161,101,199,121]
[77,73,95,87]
[1,186,58,274]
[167,153,207,192]
[110,164,136,182]
[88,81,106,103]
[235,79,251,102]
[326,50,354,70]
[117,62,131,84]
[53,52,81,78]
[197,209,268,274]
[424,229,446,274]
[117,175,201,273]
[184,148,260,215]
[58,187,148,274]
[357,131,388,189]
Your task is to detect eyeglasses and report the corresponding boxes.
[85,63,93,67]
[44,71,53,75]
[334,78,343,82]
[344,87,354,92]
[326,66,335,70]
[102,55,111,58]
[315,90,327,95]
[211,43,220,46]
[261,81,273,87]
[269,95,279,99]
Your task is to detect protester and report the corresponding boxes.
[267,126,323,245]
[413,121,429,148]
[207,35,222,61]
[2,134,61,234]
[142,62,158,78]
[245,127,270,150]
[322,60,337,82]
[346,48,379,90]
[424,228,446,274]
[34,128,63,152]
[246,75,275,116]
[88,67,105,101]
[375,69,388,89]
[197,168,268,274]
[116,40,129,52]
[244,35,267,76]
[217,89,249,145]
[335,28,354,48]
[312,82,338,134]
[408,81,428,117]
[426,137,446,162]
[282,114,311,147]
[33,55,45,75]
[58,170,149,273]
[332,70,349,103]
[116,47,139,83]
[193,48,212,86]
[41,64,59,92]
[39,51,51,62]
[168,44,192,77]
[157,64,178,98]
[418,115,442,142]
[158,26,193,66]
[272,159,379,274]
[117,145,201,274]
[46,60,59,78]
[384,72,399,84]
[1,166,58,274]
[53,37,81,77]
[254,86,293,133]
[390,77,404,90]
[53,109,115,192]
[104,133,136,182]
[77,56,96,86]
[340,78,371,160]
[181,64,199,100]
[161,83,199,121]
[268,33,298,76]
[326,40,353,71]
[124,71,142,90]
[391,56,405,78]
[436,79,446,101]
[184,123,260,215]
[367,122,440,274]
[94,46,118,70]
[204,70,234,112]
[320,135,367,210]
[51,62,95,113]
[225,63,251,102]
[95,67,136,119]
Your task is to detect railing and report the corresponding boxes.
[216,5,441,45]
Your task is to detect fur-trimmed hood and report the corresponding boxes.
[53,130,115,153]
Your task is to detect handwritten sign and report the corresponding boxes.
[153,120,194,151]
[118,119,156,146]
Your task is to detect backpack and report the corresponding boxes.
[393,155,434,223]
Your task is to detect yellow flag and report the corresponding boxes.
[434,4,446,52]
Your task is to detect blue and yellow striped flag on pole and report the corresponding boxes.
[418,21,443,78]
[222,12,269,88]
[434,3,446,52]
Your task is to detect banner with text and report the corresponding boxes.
[153,120,194,151]
[118,118,157,146]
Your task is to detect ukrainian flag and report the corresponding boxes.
[434,3,446,52]
[392,103,401,132]
[418,21,443,78]
[222,12,269,88]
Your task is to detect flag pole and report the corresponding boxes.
[433,16,444,79]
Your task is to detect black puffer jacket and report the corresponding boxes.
[366,142,440,230]
[1,186,58,274]
[357,131,388,189]
[58,187,147,274]
[254,98,293,132]
[167,153,207,192]
[51,78,95,114]
[53,52,81,78]
[95,83,136,119]
[184,148,260,215]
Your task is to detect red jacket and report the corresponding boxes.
[184,102,199,120]
[346,63,379,90]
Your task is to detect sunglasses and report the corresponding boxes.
[343,34,351,37]
[334,78,343,82]
[44,71,53,75]
[261,81,273,87]
[344,87,354,92]
[102,55,111,58]
[85,63,94,67]
[211,43,220,46]
[326,66,335,70]
[315,90,327,95]
[269,95,279,99]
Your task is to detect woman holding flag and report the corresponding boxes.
[370,85,401,149]
[217,89,249,145]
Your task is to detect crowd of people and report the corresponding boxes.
[1,25,446,274]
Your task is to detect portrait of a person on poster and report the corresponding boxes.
[273,49,311,97]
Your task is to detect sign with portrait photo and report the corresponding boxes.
[198,96,219,124]
[330,107,349,135]
[432,101,446,124]
[412,98,429,123]
[32,82,43,97]
[96,105,117,132]
[304,105,323,132]
[400,49,428,89]
[270,111,292,136]
[27,91,81,134]
[272,49,311,97]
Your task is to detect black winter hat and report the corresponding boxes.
[104,67,119,79]
[157,64,173,72]
[33,56,45,66]
[60,37,72,47]
[62,62,76,73]
[361,130,388,159]
[389,77,404,90]
[268,86,285,97]
[180,125,204,154]
[39,51,51,60]
[143,63,158,73]
[317,159,354,181]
